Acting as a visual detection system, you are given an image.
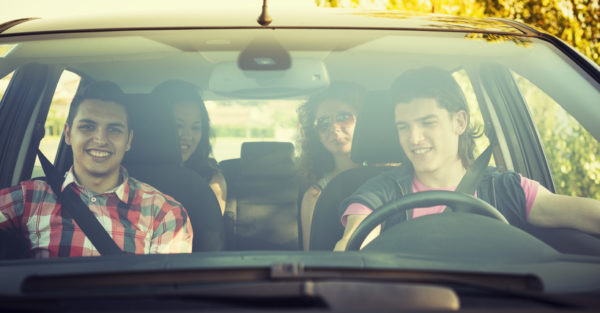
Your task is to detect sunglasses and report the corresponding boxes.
[313,111,356,133]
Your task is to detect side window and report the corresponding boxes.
[31,70,81,178]
[0,71,14,102]
[453,70,495,165]
[513,72,600,198]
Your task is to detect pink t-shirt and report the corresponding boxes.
[342,175,539,226]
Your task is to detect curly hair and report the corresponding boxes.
[296,82,365,189]
[152,80,218,181]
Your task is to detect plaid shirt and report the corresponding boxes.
[0,167,192,258]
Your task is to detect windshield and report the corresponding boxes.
[1,26,600,300]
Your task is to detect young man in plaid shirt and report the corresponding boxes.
[0,81,193,258]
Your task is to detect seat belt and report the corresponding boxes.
[442,144,494,214]
[454,144,494,195]
[405,144,494,220]
[444,143,493,212]
[37,150,124,255]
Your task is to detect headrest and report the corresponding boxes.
[122,94,181,166]
[241,141,294,160]
[239,141,296,178]
[350,90,407,164]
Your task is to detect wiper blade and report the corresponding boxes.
[18,263,587,309]
[271,263,544,292]
[22,263,541,294]
[271,264,599,309]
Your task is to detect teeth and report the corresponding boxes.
[89,150,110,157]
[413,148,431,155]
[181,145,189,150]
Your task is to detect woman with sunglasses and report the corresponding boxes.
[297,82,365,250]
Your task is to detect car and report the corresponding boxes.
[1,2,600,312]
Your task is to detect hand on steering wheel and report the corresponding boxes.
[345,191,508,251]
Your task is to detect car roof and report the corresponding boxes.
[0,7,538,37]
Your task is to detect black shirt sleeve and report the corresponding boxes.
[489,171,529,228]
[338,168,406,221]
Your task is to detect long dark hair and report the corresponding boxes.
[390,67,481,168]
[152,80,218,180]
[297,82,365,188]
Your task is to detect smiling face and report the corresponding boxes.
[173,101,203,162]
[314,99,358,157]
[64,99,133,182]
[394,98,467,177]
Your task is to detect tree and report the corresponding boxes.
[317,0,600,65]
[479,0,599,65]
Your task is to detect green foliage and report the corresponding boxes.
[318,0,600,65]
[516,74,600,198]
[479,0,599,65]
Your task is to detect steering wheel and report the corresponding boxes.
[345,190,509,251]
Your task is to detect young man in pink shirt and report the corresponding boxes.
[334,67,600,251]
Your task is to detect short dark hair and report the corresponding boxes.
[66,81,129,128]
[390,67,479,168]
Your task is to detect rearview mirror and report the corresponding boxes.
[209,58,330,98]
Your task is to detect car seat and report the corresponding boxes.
[220,141,300,250]
[122,94,224,251]
[309,90,406,250]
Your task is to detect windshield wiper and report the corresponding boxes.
[270,263,585,309]
[16,263,600,310]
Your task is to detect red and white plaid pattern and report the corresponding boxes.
[0,167,192,258]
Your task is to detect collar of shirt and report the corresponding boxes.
[411,176,477,197]
[60,166,132,204]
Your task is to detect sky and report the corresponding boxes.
[0,0,319,24]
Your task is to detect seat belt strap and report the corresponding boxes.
[441,144,493,214]
[37,150,124,255]
[455,144,494,195]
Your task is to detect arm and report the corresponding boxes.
[0,184,34,258]
[334,214,380,251]
[0,184,26,229]
[150,200,194,254]
[209,172,227,215]
[300,186,321,251]
[528,185,600,235]
[332,168,408,251]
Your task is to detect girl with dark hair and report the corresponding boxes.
[297,82,365,250]
[153,80,227,213]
